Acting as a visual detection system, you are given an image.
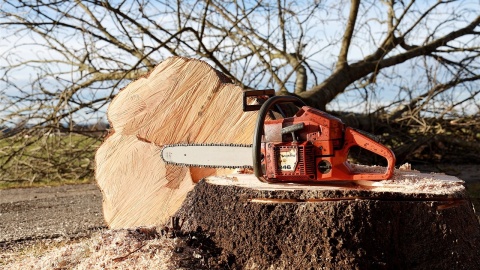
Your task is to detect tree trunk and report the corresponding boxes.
[95,57,260,228]
[174,167,480,270]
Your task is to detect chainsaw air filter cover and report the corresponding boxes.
[264,142,316,181]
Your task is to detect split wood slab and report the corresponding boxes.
[95,57,260,228]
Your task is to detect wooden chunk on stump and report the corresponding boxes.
[174,167,480,269]
[95,57,260,228]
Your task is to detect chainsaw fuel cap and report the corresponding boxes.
[318,160,332,174]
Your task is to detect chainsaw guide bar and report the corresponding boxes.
[161,143,254,169]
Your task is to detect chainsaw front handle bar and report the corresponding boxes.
[341,127,396,180]
[252,96,306,181]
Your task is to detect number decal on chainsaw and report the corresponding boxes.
[277,148,298,172]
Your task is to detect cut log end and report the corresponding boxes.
[174,168,480,269]
[95,57,259,228]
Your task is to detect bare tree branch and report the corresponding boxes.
[336,0,360,70]
[1,0,479,181]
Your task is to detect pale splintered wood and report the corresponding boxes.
[95,57,259,229]
[205,166,465,196]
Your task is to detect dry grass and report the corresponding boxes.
[0,132,99,186]
[0,178,93,190]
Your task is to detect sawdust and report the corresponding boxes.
[350,163,466,195]
[2,227,230,270]
[2,228,176,270]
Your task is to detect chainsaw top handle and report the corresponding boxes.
[252,96,306,181]
[339,127,396,180]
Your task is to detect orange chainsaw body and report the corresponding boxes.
[258,106,396,182]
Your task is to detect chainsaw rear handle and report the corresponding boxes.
[341,127,396,180]
[253,96,306,181]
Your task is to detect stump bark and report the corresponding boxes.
[175,168,480,270]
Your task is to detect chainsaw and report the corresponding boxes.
[161,90,396,183]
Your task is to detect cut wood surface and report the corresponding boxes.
[175,167,480,269]
[95,57,260,228]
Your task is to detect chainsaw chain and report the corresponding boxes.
[161,143,254,169]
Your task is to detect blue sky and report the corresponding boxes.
[1,0,479,126]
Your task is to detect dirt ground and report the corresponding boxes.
[0,183,106,250]
[0,164,478,267]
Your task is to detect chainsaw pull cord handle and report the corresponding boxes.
[253,96,306,181]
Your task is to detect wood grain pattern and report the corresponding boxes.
[95,57,258,228]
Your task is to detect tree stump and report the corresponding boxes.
[175,166,480,270]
